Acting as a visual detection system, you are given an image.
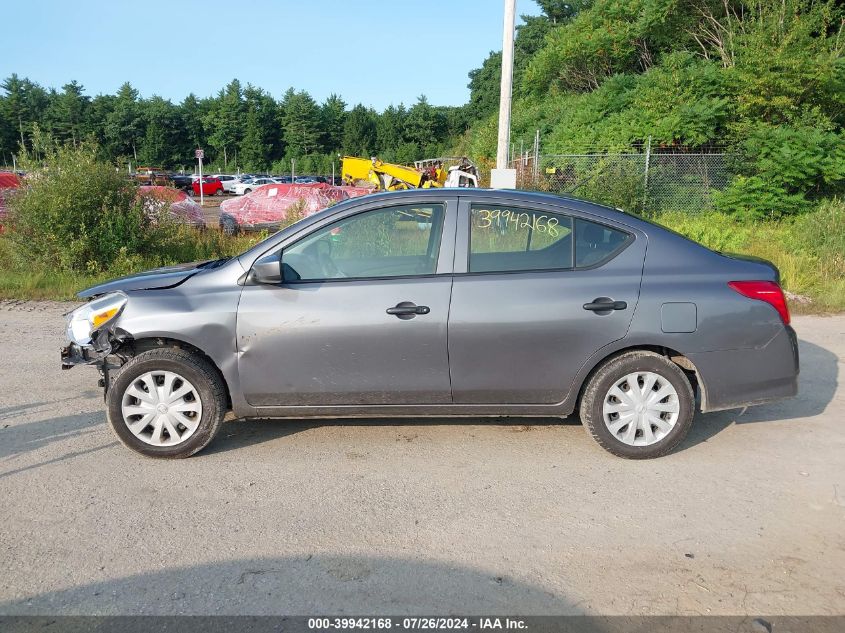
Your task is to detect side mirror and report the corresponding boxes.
[250,253,281,284]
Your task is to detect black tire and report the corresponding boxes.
[579,350,695,459]
[243,188,252,195]
[215,188,224,196]
[106,348,227,458]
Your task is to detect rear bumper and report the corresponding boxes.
[688,325,800,412]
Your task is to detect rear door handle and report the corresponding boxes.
[386,302,430,319]
[583,298,627,312]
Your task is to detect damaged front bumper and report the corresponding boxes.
[61,338,125,396]
[60,341,105,369]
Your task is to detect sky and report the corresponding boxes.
[3,1,541,110]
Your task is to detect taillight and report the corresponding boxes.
[728,280,791,325]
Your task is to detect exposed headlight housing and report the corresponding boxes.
[67,291,128,346]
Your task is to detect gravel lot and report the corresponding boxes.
[0,302,842,616]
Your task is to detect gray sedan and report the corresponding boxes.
[61,189,799,459]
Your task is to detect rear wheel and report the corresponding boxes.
[579,350,694,459]
[106,348,227,458]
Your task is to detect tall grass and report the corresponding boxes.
[0,228,264,300]
[653,199,845,312]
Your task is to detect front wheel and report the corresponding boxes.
[106,348,227,458]
[579,350,695,459]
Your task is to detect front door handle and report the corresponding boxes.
[386,302,430,319]
[583,298,627,312]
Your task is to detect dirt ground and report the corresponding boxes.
[0,302,842,616]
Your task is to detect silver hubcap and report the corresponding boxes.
[602,371,680,446]
[121,370,203,447]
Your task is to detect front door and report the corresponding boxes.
[237,200,455,407]
[447,198,646,404]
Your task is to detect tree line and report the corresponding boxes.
[0,77,473,174]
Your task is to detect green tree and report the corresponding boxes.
[86,94,116,153]
[104,82,144,162]
[376,104,407,157]
[239,85,277,170]
[180,93,207,155]
[138,96,184,167]
[342,104,377,156]
[468,14,557,118]
[0,74,49,158]
[404,96,444,156]
[43,81,89,144]
[320,94,347,154]
[204,79,244,168]
[280,88,321,157]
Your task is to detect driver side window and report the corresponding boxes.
[281,203,445,281]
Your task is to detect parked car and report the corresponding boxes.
[294,175,327,184]
[0,171,21,231]
[211,174,239,193]
[232,177,279,195]
[219,182,360,234]
[191,177,224,196]
[137,186,206,228]
[170,174,193,192]
[134,167,171,186]
[61,189,799,459]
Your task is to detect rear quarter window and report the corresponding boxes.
[574,218,632,268]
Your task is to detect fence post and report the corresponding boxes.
[643,135,652,209]
[533,129,540,182]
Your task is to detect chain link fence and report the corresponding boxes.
[510,152,730,213]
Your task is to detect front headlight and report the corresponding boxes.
[66,291,128,346]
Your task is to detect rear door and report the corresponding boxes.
[447,197,646,404]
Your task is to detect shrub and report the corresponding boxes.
[712,175,810,220]
[9,141,147,272]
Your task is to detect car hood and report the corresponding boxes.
[77,261,208,299]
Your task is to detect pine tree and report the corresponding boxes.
[239,85,276,170]
[104,82,144,162]
[342,104,377,156]
[280,88,321,157]
[319,94,347,154]
[204,79,244,169]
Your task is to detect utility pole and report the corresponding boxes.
[643,135,652,208]
[491,0,517,189]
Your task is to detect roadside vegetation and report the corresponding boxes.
[0,142,264,300]
[0,139,842,311]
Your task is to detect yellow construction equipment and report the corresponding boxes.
[341,156,478,190]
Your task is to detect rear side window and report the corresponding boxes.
[574,218,631,268]
[469,206,573,273]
